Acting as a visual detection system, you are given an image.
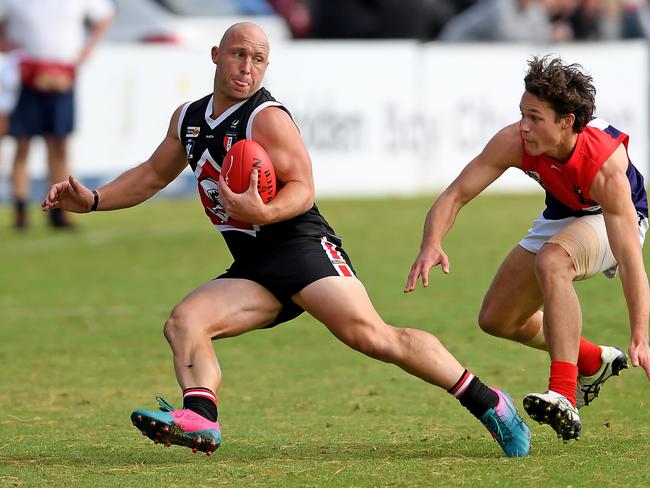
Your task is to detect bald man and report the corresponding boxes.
[42,23,530,457]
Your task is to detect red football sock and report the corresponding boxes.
[577,337,602,376]
[549,360,578,407]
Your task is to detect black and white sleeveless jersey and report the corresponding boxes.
[178,87,336,260]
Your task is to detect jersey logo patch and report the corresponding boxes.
[199,177,228,221]
[573,185,598,208]
[224,136,233,151]
[186,126,201,138]
[185,140,195,161]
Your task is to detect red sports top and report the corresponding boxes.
[520,118,628,212]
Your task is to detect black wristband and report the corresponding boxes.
[90,189,99,212]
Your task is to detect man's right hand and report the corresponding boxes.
[41,176,94,213]
[403,246,450,293]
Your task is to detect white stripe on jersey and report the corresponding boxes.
[193,148,221,179]
[246,101,283,139]
[176,101,191,141]
[204,96,246,129]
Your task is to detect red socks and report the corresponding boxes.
[546,338,602,408]
[577,337,603,376]
[549,361,578,407]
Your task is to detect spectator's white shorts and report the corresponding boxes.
[519,212,648,280]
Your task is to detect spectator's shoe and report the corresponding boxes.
[14,203,27,230]
[523,391,581,442]
[479,388,531,457]
[48,208,75,229]
[576,346,628,409]
[131,397,221,456]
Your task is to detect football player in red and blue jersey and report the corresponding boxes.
[406,55,650,442]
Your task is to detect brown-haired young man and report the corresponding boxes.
[406,55,650,442]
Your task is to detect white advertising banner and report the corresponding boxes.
[2,41,647,198]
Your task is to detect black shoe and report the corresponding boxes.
[523,391,581,442]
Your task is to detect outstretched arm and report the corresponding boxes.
[591,144,650,379]
[42,104,188,213]
[404,123,522,292]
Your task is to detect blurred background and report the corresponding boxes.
[0,0,648,215]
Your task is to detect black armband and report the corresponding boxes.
[90,189,99,212]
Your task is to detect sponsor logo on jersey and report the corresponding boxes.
[230,119,240,129]
[186,126,201,138]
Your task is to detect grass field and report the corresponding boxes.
[2,194,649,487]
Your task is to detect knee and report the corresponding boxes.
[163,304,203,345]
[343,321,394,360]
[477,302,501,336]
[535,244,575,285]
[477,299,520,339]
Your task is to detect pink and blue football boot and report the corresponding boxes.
[131,397,221,456]
[480,388,531,457]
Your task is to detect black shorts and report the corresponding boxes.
[216,234,356,326]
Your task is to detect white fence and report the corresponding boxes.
[1,40,647,198]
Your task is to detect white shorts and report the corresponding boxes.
[519,212,648,280]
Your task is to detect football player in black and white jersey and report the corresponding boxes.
[41,22,530,457]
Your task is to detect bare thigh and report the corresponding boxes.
[292,276,383,341]
[480,245,543,330]
[174,278,284,339]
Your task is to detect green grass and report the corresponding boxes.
[1,194,649,487]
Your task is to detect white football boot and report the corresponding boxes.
[576,345,628,409]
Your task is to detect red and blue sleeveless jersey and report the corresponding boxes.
[520,117,648,220]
